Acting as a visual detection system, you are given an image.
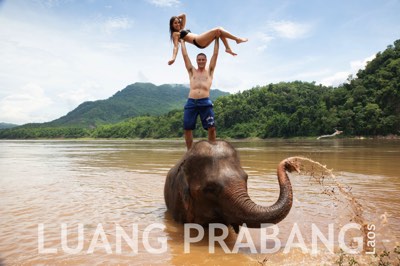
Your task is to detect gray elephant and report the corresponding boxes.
[164,140,299,233]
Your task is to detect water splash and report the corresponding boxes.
[285,156,369,251]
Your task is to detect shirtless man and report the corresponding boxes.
[180,37,219,150]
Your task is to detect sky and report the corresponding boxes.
[0,0,399,125]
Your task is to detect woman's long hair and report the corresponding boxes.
[169,16,179,41]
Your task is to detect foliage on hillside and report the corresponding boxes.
[1,39,399,139]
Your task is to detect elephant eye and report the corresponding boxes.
[203,182,222,195]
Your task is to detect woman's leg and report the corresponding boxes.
[218,27,248,44]
[195,27,247,54]
[220,36,237,56]
[194,28,222,48]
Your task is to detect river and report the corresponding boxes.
[0,139,399,265]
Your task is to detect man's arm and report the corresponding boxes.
[209,38,219,76]
[181,40,193,75]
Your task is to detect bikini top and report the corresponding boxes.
[180,29,191,39]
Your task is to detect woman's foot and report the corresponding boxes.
[226,49,237,56]
[236,37,248,44]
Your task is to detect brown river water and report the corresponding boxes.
[0,139,399,265]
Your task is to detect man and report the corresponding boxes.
[180,37,219,150]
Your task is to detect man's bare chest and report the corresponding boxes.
[192,75,209,82]
[192,70,211,82]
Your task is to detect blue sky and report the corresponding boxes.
[0,0,399,124]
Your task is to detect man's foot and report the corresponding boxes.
[236,37,248,44]
[226,49,237,56]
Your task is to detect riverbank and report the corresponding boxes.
[1,134,399,141]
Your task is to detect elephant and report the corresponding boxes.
[164,140,300,233]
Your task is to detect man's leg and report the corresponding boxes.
[184,130,193,150]
[183,99,196,150]
[208,127,216,143]
[199,102,216,143]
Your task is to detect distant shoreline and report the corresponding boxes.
[1,135,399,141]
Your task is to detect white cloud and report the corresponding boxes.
[350,54,376,72]
[147,0,180,7]
[256,45,267,52]
[99,42,131,52]
[137,71,149,82]
[58,81,100,107]
[34,0,61,8]
[0,83,53,124]
[81,15,134,35]
[257,32,274,43]
[319,71,350,87]
[267,20,312,39]
[318,54,376,86]
[103,17,133,34]
[0,14,140,123]
[253,20,312,52]
[254,32,274,51]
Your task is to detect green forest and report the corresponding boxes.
[1,39,399,139]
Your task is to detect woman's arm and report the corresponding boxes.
[177,13,186,29]
[168,33,180,65]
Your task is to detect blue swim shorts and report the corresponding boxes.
[183,97,215,130]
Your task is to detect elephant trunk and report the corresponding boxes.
[223,158,299,228]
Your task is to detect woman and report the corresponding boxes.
[168,13,248,65]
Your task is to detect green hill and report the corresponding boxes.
[0,123,19,129]
[49,82,229,127]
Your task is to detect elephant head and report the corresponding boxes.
[164,140,299,232]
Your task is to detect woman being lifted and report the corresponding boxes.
[168,13,248,65]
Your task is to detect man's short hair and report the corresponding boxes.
[197,53,207,59]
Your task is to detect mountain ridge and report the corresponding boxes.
[0,123,19,129]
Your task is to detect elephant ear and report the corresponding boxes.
[179,160,194,223]
[182,185,194,222]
